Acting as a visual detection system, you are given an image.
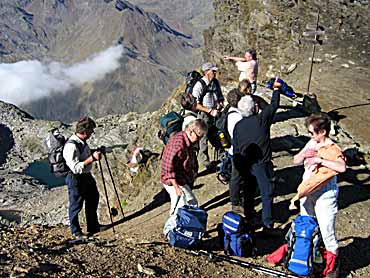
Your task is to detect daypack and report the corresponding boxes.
[222,211,254,257]
[158,111,184,145]
[285,215,325,277]
[266,78,298,99]
[44,129,84,177]
[217,152,233,184]
[180,70,207,112]
[166,205,208,249]
[215,107,237,150]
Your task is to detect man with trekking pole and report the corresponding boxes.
[63,117,105,238]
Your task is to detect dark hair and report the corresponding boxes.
[305,113,331,136]
[76,117,96,134]
[246,49,257,60]
[226,88,242,108]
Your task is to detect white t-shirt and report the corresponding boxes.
[227,107,243,155]
[236,60,258,82]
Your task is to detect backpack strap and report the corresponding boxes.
[224,234,231,255]
[224,109,238,140]
[66,139,86,155]
[197,79,208,105]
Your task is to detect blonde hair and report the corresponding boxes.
[238,79,252,95]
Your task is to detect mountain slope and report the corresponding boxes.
[0,0,202,122]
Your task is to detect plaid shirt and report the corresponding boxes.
[160,131,198,186]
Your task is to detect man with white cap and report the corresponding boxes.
[192,62,224,169]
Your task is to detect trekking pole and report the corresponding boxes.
[102,151,125,218]
[190,250,301,278]
[97,158,115,233]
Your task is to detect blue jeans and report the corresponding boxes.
[249,162,275,227]
[66,173,100,235]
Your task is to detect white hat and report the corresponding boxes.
[201,62,218,72]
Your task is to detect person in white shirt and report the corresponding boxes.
[224,49,258,94]
[225,89,245,215]
[63,117,104,237]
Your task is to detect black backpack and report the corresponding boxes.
[215,106,237,150]
[180,71,207,112]
[44,129,85,177]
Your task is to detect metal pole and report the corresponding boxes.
[98,159,115,233]
[102,152,125,218]
[307,11,320,95]
[191,250,301,278]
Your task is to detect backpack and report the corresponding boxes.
[158,111,184,145]
[215,106,237,150]
[222,211,255,257]
[217,152,233,184]
[166,205,208,249]
[266,78,298,99]
[44,129,84,177]
[180,71,207,112]
[284,215,325,277]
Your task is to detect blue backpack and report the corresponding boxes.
[167,206,208,249]
[222,211,254,257]
[285,215,325,277]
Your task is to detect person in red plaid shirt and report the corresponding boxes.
[161,119,208,215]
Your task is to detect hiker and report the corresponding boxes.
[192,62,224,169]
[224,89,244,214]
[232,82,281,231]
[161,119,208,215]
[224,49,258,94]
[238,79,268,111]
[63,117,104,237]
[289,113,346,277]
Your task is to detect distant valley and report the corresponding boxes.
[0,0,214,122]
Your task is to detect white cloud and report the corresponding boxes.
[0,45,124,105]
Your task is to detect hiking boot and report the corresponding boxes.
[232,205,245,217]
[72,231,88,240]
[324,251,340,278]
[87,224,110,237]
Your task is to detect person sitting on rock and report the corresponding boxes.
[224,49,258,94]
[160,119,208,215]
[63,117,105,238]
[289,112,346,278]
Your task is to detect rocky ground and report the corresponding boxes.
[1,86,369,277]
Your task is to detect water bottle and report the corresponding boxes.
[218,131,228,148]
[314,249,323,264]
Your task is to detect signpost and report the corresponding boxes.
[302,12,325,113]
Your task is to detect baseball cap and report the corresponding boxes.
[201,62,218,72]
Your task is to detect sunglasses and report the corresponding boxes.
[192,129,203,140]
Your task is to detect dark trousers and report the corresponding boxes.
[66,173,100,235]
[249,162,275,227]
[229,156,257,219]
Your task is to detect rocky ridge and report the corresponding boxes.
[1,86,370,276]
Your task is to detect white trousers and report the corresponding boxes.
[300,186,339,254]
[163,183,198,215]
